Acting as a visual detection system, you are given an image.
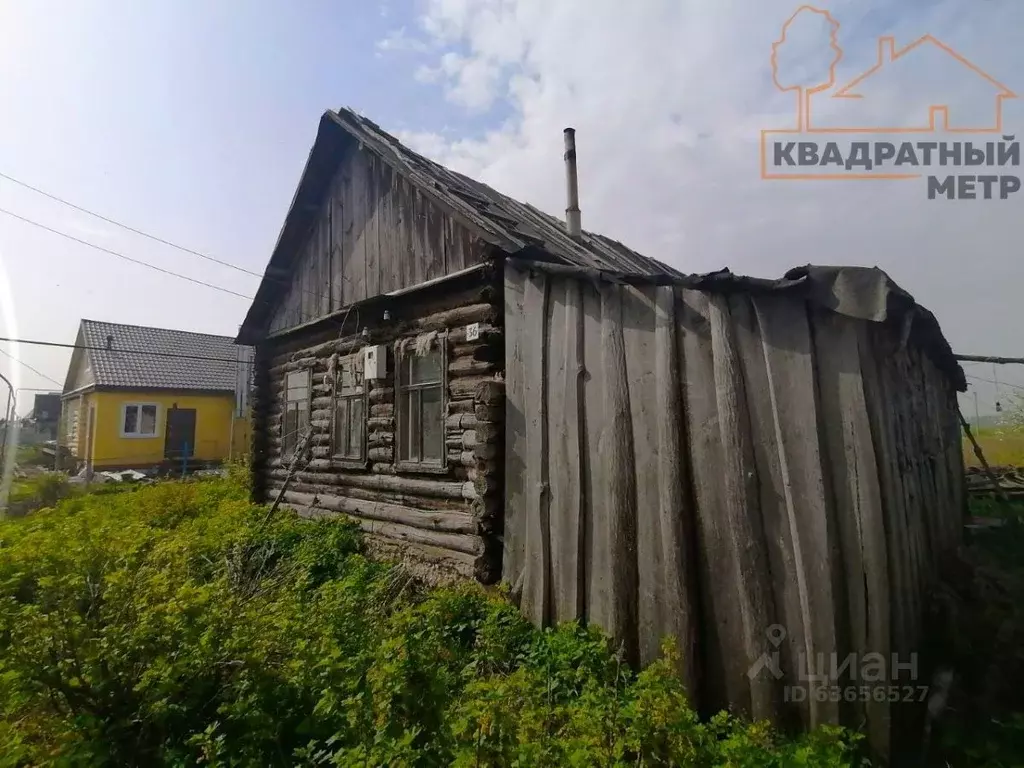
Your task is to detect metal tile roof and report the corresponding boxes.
[80,319,248,392]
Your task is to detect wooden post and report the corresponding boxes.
[959,409,1010,505]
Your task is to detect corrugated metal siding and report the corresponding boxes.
[503,264,964,757]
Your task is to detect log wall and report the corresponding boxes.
[503,263,965,759]
[254,281,505,583]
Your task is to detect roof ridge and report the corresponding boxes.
[81,318,237,342]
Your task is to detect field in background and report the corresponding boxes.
[964,425,1024,467]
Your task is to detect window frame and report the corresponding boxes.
[282,367,312,459]
[331,352,368,468]
[395,340,447,474]
[120,402,160,439]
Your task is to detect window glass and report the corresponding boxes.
[139,405,157,434]
[123,405,138,433]
[398,348,444,466]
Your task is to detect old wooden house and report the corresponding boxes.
[237,108,967,755]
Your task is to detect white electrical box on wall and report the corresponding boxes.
[466,323,481,342]
[364,345,387,380]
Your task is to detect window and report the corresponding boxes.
[397,345,445,468]
[121,403,158,437]
[283,369,310,456]
[333,354,366,461]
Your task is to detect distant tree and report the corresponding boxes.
[771,6,843,130]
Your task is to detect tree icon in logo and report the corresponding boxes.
[771,6,843,130]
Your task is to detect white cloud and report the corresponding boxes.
[390,0,1024,400]
[375,26,432,55]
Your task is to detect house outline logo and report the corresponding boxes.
[760,5,1018,181]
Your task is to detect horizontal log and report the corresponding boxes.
[447,399,475,415]
[410,302,497,333]
[285,500,484,556]
[446,450,476,468]
[368,387,394,404]
[268,356,318,376]
[446,431,476,450]
[267,458,334,471]
[371,403,395,418]
[311,408,332,423]
[311,433,332,447]
[310,419,330,431]
[371,463,396,474]
[278,491,476,534]
[450,342,489,360]
[472,495,502,516]
[311,446,331,458]
[475,380,505,405]
[359,533,479,582]
[473,442,500,461]
[369,447,394,463]
[475,423,502,444]
[368,431,394,446]
[278,482,463,511]
[312,396,333,410]
[449,357,497,377]
[446,322,501,345]
[368,416,395,431]
[267,469,476,499]
[474,404,502,423]
[449,376,499,400]
[473,472,501,498]
[445,413,477,430]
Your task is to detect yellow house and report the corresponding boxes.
[60,319,252,473]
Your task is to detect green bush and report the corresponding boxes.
[0,477,863,766]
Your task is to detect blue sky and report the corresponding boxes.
[1,0,1022,417]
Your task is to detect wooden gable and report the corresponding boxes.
[267,146,492,333]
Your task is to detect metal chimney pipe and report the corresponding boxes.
[563,128,582,238]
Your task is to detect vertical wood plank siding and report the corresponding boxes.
[503,264,964,757]
[268,148,490,334]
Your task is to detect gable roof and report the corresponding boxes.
[238,108,682,340]
[63,319,248,394]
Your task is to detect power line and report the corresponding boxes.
[0,347,64,387]
[0,170,340,307]
[0,170,264,279]
[0,206,254,300]
[964,372,1024,393]
[0,336,252,365]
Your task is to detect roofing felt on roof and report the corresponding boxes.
[238,108,683,340]
[75,319,249,392]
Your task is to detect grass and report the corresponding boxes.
[964,425,1024,467]
[0,474,864,766]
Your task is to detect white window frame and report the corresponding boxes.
[395,342,447,473]
[332,353,367,465]
[120,402,160,438]
[282,368,311,458]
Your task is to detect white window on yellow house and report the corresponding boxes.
[333,353,365,462]
[121,403,159,438]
